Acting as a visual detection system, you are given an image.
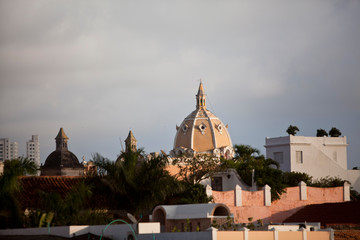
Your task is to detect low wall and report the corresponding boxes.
[217,230,331,240]
[0,224,140,240]
[212,184,346,223]
[138,231,212,240]
[0,226,332,240]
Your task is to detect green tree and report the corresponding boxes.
[282,171,312,187]
[176,182,212,204]
[93,150,181,214]
[30,179,111,226]
[230,144,286,201]
[234,144,260,159]
[329,127,341,137]
[172,154,221,184]
[0,157,38,228]
[310,176,349,188]
[286,125,299,136]
[316,128,328,137]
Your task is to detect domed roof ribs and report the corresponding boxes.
[203,110,217,149]
[196,81,206,110]
[190,109,200,150]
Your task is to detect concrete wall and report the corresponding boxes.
[0,224,142,240]
[138,231,212,240]
[211,184,347,224]
[0,227,332,240]
[217,229,331,240]
[265,136,360,192]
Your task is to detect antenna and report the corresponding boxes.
[127,213,138,224]
[119,138,124,152]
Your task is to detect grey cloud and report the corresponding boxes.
[0,0,359,168]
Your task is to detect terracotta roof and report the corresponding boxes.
[19,176,83,209]
[284,201,360,226]
[18,176,112,210]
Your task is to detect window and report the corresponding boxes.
[296,151,303,163]
[333,151,337,162]
[211,177,223,191]
[274,152,284,164]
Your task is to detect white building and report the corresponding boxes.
[0,138,18,161]
[27,135,40,168]
[265,135,360,192]
[10,141,19,160]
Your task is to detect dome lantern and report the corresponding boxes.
[171,82,234,159]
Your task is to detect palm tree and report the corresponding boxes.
[232,145,285,201]
[0,157,38,228]
[92,150,181,215]
[234,144,261,159]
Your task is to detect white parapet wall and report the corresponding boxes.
[138,222,160,234]
[0,223,159,240]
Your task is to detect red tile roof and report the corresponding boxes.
[19,176,84,209]
[284,201,360,226]
[18,176,112,210]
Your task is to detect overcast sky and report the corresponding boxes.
[0,0,359,169]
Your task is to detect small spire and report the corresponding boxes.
[125,130,137,152]
[55,128,69,151]
[196,81,206,109]
[56,128,69,140]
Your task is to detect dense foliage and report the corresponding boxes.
[93,150,183,215]
[171,154,221,184]
[0,157,38,228]
[329,127,342,137]
[286,125,299,136]
[316,128,328,137]
[227,145,286,201]
[1,146,358,229]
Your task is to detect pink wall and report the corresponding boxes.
[242,190,264,206]
[216,230,330,240]
[212,190,235,207]
[212,185,345,223]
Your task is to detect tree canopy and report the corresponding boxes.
[286,125,299,136]
[316,128,328,137]
[329,127,341,137]
[92,150,182,214]
[223,144,285,201]
[171,153,222,184]
[0,157,38,228]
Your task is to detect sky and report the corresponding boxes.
[0,0,359,169]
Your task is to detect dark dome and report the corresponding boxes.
[43,150,83,169]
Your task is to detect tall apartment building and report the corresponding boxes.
[27,135,40,167]
[0,138,18,161]
[10,142,19,160]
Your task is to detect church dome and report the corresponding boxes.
[171,82,234,159]
[43,150,82,169]
[41,128,83,176]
